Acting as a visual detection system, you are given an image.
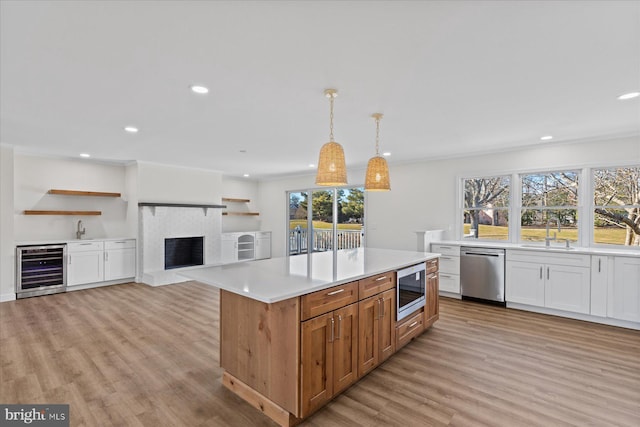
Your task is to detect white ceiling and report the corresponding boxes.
[1,1,639,180]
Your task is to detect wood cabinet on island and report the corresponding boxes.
[180,248,440,427]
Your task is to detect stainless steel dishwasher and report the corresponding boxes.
[460,246,505,304]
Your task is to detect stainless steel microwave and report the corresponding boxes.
[397,262,426,321]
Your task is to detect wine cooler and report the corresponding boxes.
[16,244,67,298]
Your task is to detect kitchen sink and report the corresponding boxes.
[519,244,575,250]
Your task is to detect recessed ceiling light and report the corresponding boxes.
[617,92,639,100]
[80,153,90,158]
[124,126,139,133]
[382,152,391,157]
[243,174,250,178]
[540,135,553,141]
[308,164,315,168]
[190,85,209,94]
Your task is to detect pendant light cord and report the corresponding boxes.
[329,96,335,142]
[375,116,380,156]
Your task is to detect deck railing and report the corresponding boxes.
[289,227,363,255]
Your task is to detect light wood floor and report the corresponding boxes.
[1,282,639,426]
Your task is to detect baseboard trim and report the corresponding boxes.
[507,302,640,330]
[0,292,16,303]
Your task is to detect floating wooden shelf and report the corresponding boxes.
[24,210,102,216]
[223,212,260,216]
[49,189,121,197]
[222,198,251,203]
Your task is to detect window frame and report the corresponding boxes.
[286,185,366,256]
[460,174,512,242]
[590,166,640,248]
[457,162,639,250]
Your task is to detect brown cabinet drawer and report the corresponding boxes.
[396,310,424,349]
[301,281,358,321]
[426,258,439,274]
[359,271,395,300]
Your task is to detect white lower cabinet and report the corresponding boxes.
[104,240,136,280]
[590,255,609,317]
[221,234,238,264]
[544,264,590,314]
[506,250,590,314]
[221,231,271,264]
[255,231,271,260]
[431,244,460,294]
[505,261,545,307]
[609,256,640,322]
[68,239,136,286]
[68,241,104,286]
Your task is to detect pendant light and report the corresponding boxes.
[316,89,348,186]
[364,113,391,191]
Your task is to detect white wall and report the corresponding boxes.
[0,145,15,301]
[13,154,132,241]
[221,176,261,232]
[259,136,640,256]
[137,161,222,204]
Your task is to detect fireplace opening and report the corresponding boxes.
[165,237,204,270]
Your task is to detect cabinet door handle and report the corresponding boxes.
[375,276,387,282]
[336,315,342,340]
[380,297,385,319]
[539,267,542,279]
[105,252,108,262]
[409,321,418,328]
[327,289,344,296]
[598,259,601,273]
[329,317,335,343]
[69,255,71,265]
[377,298,382,319]
[547,267,550,280]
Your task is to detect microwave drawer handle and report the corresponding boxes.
[327,289,344,296]
[408,321,419,328]
[375,276,388,282]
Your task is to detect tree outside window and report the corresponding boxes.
[520,171,579,243]
[463,176,510,240]
[593,167,639,246]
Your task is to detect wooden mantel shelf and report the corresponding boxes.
[49,189,121,197]
[223,212,260,216]
[24,210,102,216]
[222,197,251,203]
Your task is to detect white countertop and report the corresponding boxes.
[433,240,640,257]
[180,248,439,303]
[16,237,136,246]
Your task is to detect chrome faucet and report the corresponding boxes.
[76,220,86,240]
[545,219,561,247]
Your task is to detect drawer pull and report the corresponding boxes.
[375,276,388,282]
[80,243,93,246]
[327,289,345,296]
[438,246,451,249]
[440,274,451,279]
[409,321,418,328]
[440,257,452,260]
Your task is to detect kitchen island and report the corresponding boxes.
[181,248,440,426]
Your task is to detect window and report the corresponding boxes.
[520,171,579,243]
[288,187,365,255]
[593,167,640,246]
[462,176,510,241]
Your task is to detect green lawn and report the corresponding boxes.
[463,224,630,245]
[289,220,362,230]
